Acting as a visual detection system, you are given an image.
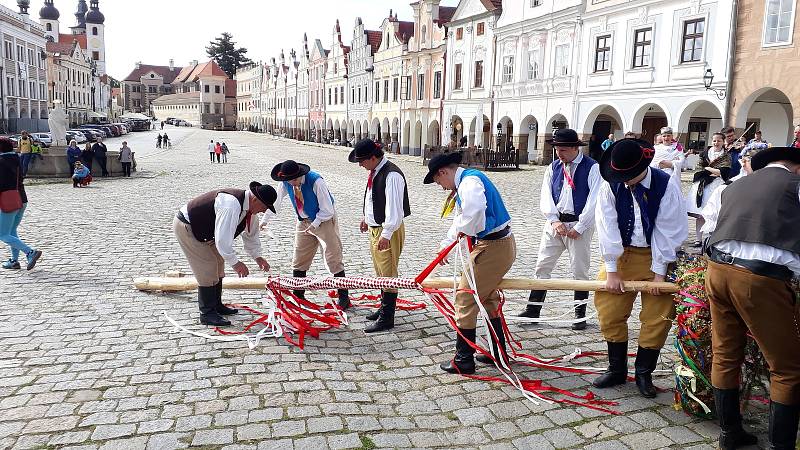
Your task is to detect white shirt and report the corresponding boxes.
[700,173,746,235]
[181,191,262,267]
[712,164,800,276]
[208,142,215,152]
[442,167,510,247]
[363,157,406,240]
[539,152,602,235]
[260,176,335,229]
[650,143,685,187]
[596,168,688,275]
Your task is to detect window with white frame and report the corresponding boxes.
[502,56,514,83]
[417,73,424,100]
[554,44,570,76]
[632,28,652,68]
[433,71,442,99]
[764,0,795,45]
[594,35,611,72]
[527,49,540,79]
[454,63,463,89]
[681,19,705,63]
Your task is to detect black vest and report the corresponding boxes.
[366,160,412,225]
[186,189,247,242]
[709,167,800,254]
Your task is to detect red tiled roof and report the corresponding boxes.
[58,33,87,50]
[396,21,414,43]
[172,60,229,84]
[437,6,457,24]
[172,65,196,83]
[366,30,383,53]
[479,0,502,11]
[225,79,237,98]
[46,41,75,54]
[123,64,183,83]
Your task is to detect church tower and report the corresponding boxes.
[85,0,106,75]
[38,0,60,42]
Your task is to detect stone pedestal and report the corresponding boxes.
[26,147,129,178]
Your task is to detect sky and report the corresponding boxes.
[17,0,459,80]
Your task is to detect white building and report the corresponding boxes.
[296,35,311,141]
[236,62,264,131]
[443,0,502,150]
[324,19,349,144]
[493,0,583,164]
[46,38,93,127]
[372,12,413,151]
[2,1,48,133]
[577,0,733,156]
[152,60,233,129]
[348,17,381,144]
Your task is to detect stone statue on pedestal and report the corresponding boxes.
[48,101,68,147]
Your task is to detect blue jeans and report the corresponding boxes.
[0,204,31,261]
[20,153,33,176]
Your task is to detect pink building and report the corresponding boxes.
[308,39,329,142]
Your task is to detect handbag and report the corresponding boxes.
[0,160,22,213]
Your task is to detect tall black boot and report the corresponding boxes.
[365,291,384,321]
[364,292,396,333]
[593,341,628,388]
[769,401,800,450]
[572,291,588,331]
[476,318,508,365]
[519,290,546,319]
[333,270,350,310]
[713,387,758,449]
[634,347,660,398]
[199,285,230,326]
[440,328,477,374]
[292,270,307,299]
[215,279,238,315]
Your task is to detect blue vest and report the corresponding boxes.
[456,169,511,238]
[284,171,332,222]
[551,155,597,216]
[611,168,670,247]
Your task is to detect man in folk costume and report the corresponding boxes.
[593,139,688,398]
[349,139,411,333]
[519,128,600,330]
[706,147,800,450]
[174,183,277,326]
[261,160,350,310]
[425,152,516,374]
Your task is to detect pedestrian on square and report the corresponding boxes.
[601,134,614,152]
[81,142,95,173]
[92,137,109,177]
[520,129,600,331]
[156,133,162,149]
[592,138,687,398]
[262,160,350,309]
[161,121,164,130]
[349,138,411,333]
[208,139,215,163]
[214,142,222,163]
[71,161,92,187]
[651,126,685,188]
[221,142,229,163]
[163,133,170,149]
[0,137,42,270]
[118,141,133,177]
[686,132,731,247]
[66,140,81,173]
[425,152,516,374]
[700,145,763,237]
[174,182,277,326]
[705,146,800,450]
[17,131,33,177]
[30,141,43,166]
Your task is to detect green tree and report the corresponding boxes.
[205,32,252,79]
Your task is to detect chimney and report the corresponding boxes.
[169,59,174,71]
[135,61,141,69]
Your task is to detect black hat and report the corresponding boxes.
[546,128,587,146]
[424,152,463,184]
[248,182,277,213]
[348,138,383,163]
[599,138,656,183]
[271,160,310,181]
[751,146,800,171]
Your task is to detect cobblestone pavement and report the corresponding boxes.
[1,130,767,450]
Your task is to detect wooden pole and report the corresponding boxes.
[134,276,679,294]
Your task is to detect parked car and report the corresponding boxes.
[66,130,89,144]
[174,119,192,127]
[111,123,129,134]
[31,132,52,147]
[80,125,114,138]
[73,129,100,141]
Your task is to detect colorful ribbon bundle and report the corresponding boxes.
[671,254,770,419]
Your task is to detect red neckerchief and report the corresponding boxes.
[562,163,576,190]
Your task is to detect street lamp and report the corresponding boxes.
[496,122,503,151]
[703,69,725,100]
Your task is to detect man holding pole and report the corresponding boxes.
[262,160,350,310]
[520,129,600,330]
[425,152,516,374]
[174,182,277,326]
[349,139,411,333]
[593,138,687,398]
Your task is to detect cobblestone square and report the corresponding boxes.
[0,129,766,449]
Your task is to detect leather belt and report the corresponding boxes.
[176,211,190,225]
[478,226,511,242]
[708,247,793,282]
[558,213,579,223]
